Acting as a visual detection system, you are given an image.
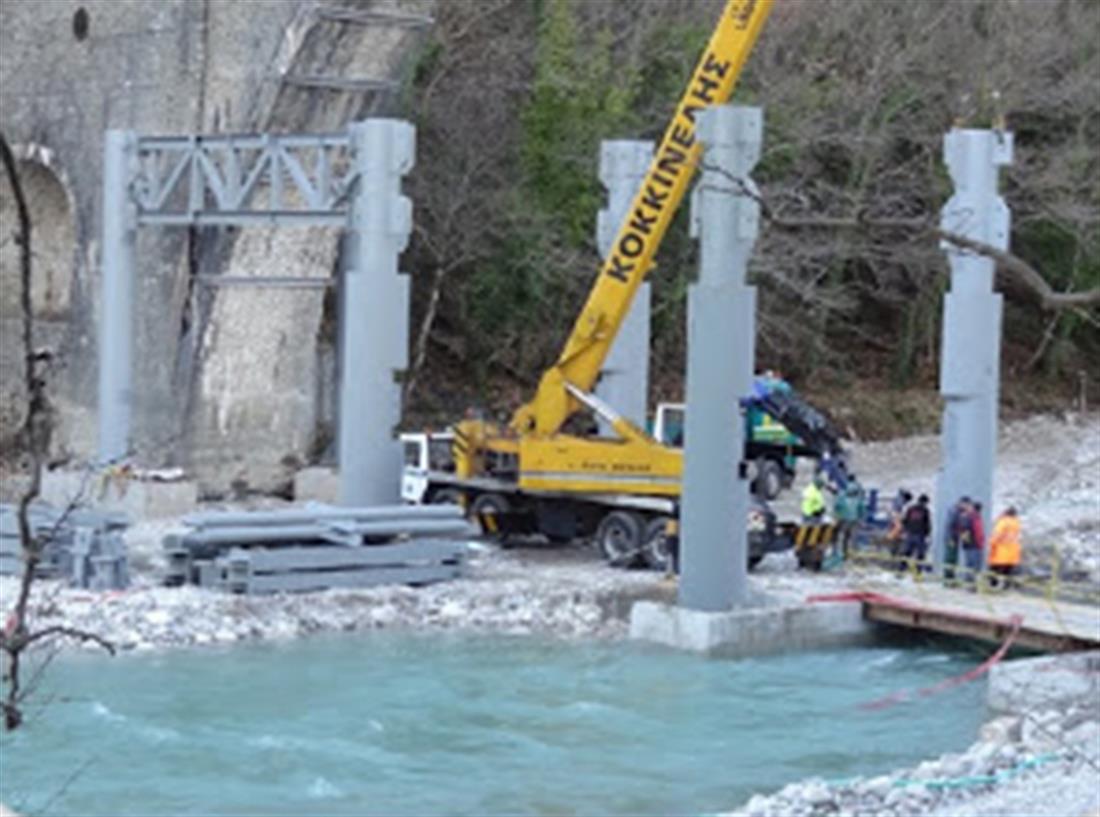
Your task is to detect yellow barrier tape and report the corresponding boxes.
[841,546,1100,610]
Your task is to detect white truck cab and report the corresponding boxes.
[400,431,456,504]
[651,403,685,447]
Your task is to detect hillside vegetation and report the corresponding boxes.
[400,0,1099,437]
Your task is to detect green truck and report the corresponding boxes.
[651,375,846,500]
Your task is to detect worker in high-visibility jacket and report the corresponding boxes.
[801,475,827,523]
[988,507,1022,589]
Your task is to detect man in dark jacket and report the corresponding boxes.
[899,494,931,572]
[963,501,986,586]
[945,496,974,585]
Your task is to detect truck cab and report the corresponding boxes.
[400,431,456,504]
[651,401,796,499]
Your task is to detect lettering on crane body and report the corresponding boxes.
[731,0,759,30]
[604,51,732,285]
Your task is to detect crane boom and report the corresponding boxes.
[510,0,773,438]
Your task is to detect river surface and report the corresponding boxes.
[0,633,987,816]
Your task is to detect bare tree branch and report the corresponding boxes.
[21,626,117,654]
[0,132,113,731]
[701,163,1100,313]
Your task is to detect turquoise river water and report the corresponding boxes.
[0,633,987,816]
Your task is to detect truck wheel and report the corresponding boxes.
[642,517,674,571]
[596,511,644,567]
[428,488,464,507]
[755,459,785,500]
[471,492,510,536]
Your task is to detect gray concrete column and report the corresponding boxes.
[98,130,138,464]
[678,106,762,612]
[933,128,1013,570]
[595,140,653,433]
[340,120,414,506]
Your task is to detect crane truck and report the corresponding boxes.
[401,0,775,568]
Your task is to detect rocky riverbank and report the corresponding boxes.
[0,543,677,651]
[727,651,1100,817]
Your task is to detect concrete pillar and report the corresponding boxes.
[339,120,414,506]
[98,130,138,464]
[595,140,653,433]
[933,128,1013,570]
[678,106,762,612]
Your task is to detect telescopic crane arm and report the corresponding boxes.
[509,0,774,439]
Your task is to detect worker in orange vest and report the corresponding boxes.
[988,507,1022,589]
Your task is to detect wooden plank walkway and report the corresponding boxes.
[830,580,1100,652]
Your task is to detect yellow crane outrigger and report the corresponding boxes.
[425,0,773,561]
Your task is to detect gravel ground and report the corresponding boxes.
[0,544,677,650]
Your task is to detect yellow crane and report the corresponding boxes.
[402,0,774,565]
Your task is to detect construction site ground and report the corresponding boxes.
[0,411,1096,817]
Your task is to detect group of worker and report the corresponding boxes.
[888,490,1023,588]
[801,473,1024,587]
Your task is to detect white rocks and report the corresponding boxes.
[743,794,770,817]
[1022,714,1061,751]
[802,780,832,806]
[1063,720,1100,757]
[439,600,465,620]
[883,787,908,807]
[979,715,1022,744]
[862,775,892,798]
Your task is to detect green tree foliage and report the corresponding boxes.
[520,0,637,246]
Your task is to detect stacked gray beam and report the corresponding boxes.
[339,120,415,506]
[0,503,129,589]
[164,503,474,593]
[933,129,1013,572]
[679,106,762,613]
[595,140,654,434]
[220,540,464,595]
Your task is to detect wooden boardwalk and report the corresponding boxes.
[827,579,1100,653]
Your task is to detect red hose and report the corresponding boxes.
[803,591,1025,710]
[860,614,1022,711]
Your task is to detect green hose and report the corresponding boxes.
[890,752,1062,790]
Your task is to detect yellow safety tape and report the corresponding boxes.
[842,546,1100,609]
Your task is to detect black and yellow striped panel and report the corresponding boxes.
[795,524,837,549]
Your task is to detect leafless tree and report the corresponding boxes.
[0,132,114,732]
